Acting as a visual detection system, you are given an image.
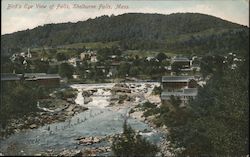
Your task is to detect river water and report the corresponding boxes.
[0,82,163,156]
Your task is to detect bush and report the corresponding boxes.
[142,108,160,117]
[141,101,156,110]
[152,86,161,95]
[112,121,159,157]
[54,88,78,100]
[0,82,39,126]
[129,108,135,114]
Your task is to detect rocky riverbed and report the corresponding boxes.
[0,82,170,156]
[0,98,88,138]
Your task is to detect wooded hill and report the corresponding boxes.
[1,13,249,56]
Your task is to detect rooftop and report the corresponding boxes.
[162,76,195,82]
[172,56,190,62]
[1,73,20,81]
[23,73,47,78]
[36,74,61,79]
[161,88,198,98]
[1,73,61,81]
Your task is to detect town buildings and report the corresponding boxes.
[1,73,61,87]
[160,75,198,106]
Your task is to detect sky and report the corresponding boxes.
[1,0,249,35]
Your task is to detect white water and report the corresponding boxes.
[0,82,163,156]
[72,84,114,108]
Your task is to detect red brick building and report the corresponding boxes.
[161,76,197,91]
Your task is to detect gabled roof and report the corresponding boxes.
[161,88,198,99]
[36,74,61,79]
[23,73,46,77]
[1,73,61,81]
[172,56,190,62]
[25,74,61,80]
[162,76,195,83]
[1,73,20,81]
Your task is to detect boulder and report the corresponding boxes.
[65,105,75,112]
[93,137,100,143]
[84,97,93,104]
[90,89,97,93]
[29,124,37,129]
[66,98,75,103]
[145,84,151,88]
[34,153,42,156]
[112,87,131,93]
[72,150,82,157]
[82,91,92,97]
[59,150,71,156]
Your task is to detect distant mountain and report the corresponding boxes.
[1,13,249,56]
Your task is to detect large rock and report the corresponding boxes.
[59,150,72,156]
[77,136,102,145]
[29,124,37,129]
[84,97,93,104]
[67,111,75,116]
[93,137,100,143]
[73,106,88,113]
[72,150,82,157]
[34,153,42,156]
[110,95,119,101]
[65,105,75,112]
[79,137,93,145]
[112,83,131,93]
[112,87,131,93]
[82,91,92,97]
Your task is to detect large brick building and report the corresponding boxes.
[1,73,61,87]
[161,76,197,91]
[160,75,198,106]
[171,56,191,69]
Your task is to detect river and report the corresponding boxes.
[0,82,164,156]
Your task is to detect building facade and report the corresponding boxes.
[160,75,198,107]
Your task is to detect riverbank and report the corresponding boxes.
[0,98,88,138]
[106,82,174,156]
[0,82,166,156]
[128,93,173,156]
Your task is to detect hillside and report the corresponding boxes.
[1,13,249,56]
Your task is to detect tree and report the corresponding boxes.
[156,52,167,62]
[171,63,182,75]
[56,52,67,61]
[112,121,159,157]
[0,82,38,128]
[32,60,50,73]
[59,63,74,79]
[118,63,130,77]
[165,53,249,156]
[129,66,140,77]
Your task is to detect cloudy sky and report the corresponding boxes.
[1,0,249,35]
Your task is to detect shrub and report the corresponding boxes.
[152,86,161,95]
[112,121,159,157]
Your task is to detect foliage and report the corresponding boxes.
[112,121,159,157]
[161,52,249,156]
[152,86,161,95]
[58,63,74,79]
[56,52,67,61]
[143,108,161,117]
[155,52,167,62]
[0,82,39,127]
[54,88,78,100]
[118,62,130,77]
[32,60,50,73]
[140,101,156,111]
[2,13,247,56]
